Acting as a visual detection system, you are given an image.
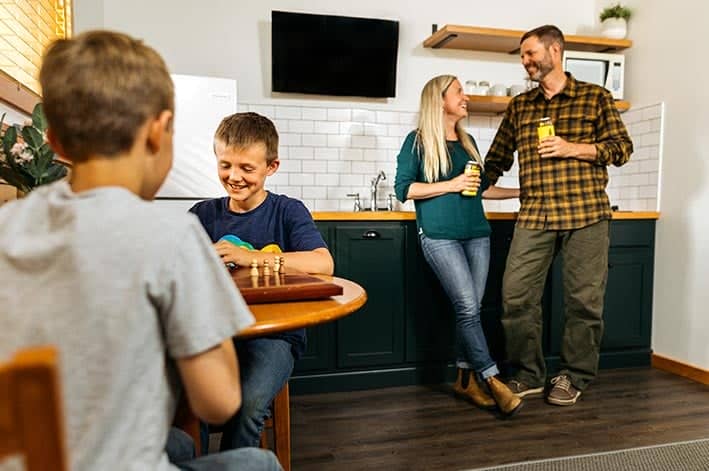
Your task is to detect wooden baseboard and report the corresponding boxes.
[652,353,709,385]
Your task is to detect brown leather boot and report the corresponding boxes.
[486,376,523,418]
[453,369,496,410]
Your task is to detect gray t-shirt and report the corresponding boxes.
[0,182,254,471]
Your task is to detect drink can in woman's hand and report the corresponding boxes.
[461,160,480,197]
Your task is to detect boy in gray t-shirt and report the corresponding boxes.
[0,31,280,471]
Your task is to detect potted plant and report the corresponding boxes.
[600,3,632,39]
[0,103,68,196]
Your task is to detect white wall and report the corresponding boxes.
[605,0,709,369]
[74,0,595,111]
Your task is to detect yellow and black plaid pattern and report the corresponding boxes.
[485,74,633,230]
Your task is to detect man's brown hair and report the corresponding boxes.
[39,30,174,162]
[214,112,279,164]
[520,25,565,53]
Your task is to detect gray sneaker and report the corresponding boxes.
[506,379,544,398]
[547,374,581,406]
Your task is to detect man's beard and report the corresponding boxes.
[527,57,554,82]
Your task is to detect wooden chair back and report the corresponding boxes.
[0,346,68,471]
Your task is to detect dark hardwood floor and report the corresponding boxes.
[289,368,709,470]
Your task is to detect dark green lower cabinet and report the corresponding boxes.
[292,219,655,394]
[333,224,406,368]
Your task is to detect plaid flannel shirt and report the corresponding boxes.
[485,73,633,230]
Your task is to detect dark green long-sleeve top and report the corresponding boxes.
[394,131,491,240]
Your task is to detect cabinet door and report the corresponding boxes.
[334,224,406,368]
[294,222,335,373]
[548,247,653,354]
[601,247,653,349]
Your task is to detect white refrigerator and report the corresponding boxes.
[156,74,236,212]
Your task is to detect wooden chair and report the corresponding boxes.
[0,346,68,471]
[259,382,291,471]
[175,382,291,471]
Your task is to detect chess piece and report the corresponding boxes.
[263,260,271,277]
[250,259,259,277]
[278,256,285,274]
[274,256,281,274]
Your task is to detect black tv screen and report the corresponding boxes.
[271,11,399,98]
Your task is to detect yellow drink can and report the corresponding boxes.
[461,160,480,197]
[537,117,555,142]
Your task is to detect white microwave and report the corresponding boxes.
[563,51,625,100]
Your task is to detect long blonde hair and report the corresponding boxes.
[414,75,482,183]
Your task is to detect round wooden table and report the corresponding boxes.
[237,276,367,339]
[175,276,367,469]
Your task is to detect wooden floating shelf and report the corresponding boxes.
[466,95,630,114]
[424,25,632,54]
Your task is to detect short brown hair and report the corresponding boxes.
[39,30,174,162]
[520,25,565,53]
[214,112,279,164]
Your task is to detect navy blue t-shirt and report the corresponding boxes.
[189,192,328,359]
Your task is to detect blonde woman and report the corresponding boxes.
[394,75,521,418]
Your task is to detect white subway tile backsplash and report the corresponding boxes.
[352,109,376,122]
[289,120,315,134]
[340,174,366,186]
[327,135,351,148]
[301,107,327,120]
[240,101,662,213]
[302,161,323,174]
[280,133,301,146]
[351,135,377,149]
[279,159,301,173]
[289,173,314,187]
[327,108,351,121]
[275,106,301,120]
[314,147,338,160]
[314,121,340,134]
[376,111,399,124]
[364,123,388,136]
[289,146,314,159]
[351,161,376,174]
[327,160,352,174]
[340,122,364,136]
[340,148,363,161]
[398,112,417,126]
[302,186,327,199]
[268,173,289,186]
[302,134,328,147]
[315,174,339,186]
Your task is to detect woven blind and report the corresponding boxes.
[0,0,72,96]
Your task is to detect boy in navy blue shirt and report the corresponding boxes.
[190,112,334,452]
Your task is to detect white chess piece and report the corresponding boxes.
[250,259,259,277]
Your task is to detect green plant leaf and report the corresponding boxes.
[2,125,17,158]
[31,103,48,132]
[21,126,44,150]
[0,164,32,192]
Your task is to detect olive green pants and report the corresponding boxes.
[502,220,609,391]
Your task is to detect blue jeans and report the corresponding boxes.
[202,338,295,452]
[419,234,499,380]
[167,427,282,470]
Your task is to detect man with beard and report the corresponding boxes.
[484,25,633,407]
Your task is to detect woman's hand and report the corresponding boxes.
[448,171,481,193]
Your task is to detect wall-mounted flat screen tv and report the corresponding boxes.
[271,11,399,98]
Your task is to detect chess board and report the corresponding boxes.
[230,268,343,304]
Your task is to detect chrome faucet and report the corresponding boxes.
[370,170,386,211]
